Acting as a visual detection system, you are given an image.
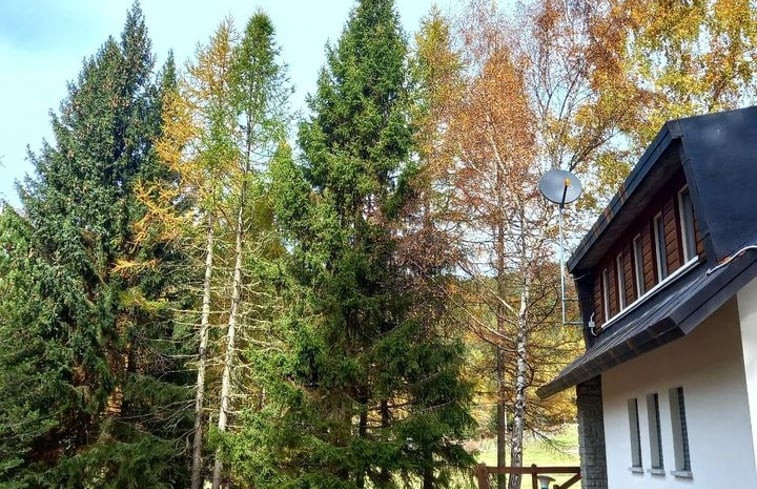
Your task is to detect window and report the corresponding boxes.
[628,398,643,470]
[653,214,668,282]
[678,187,697,262]
[633,234,645,297]
[616,253,627,310]
[602,267,611,321]
[669,387,692,475]
[647,393,664,472]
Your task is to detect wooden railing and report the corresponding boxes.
[474,463,581,489]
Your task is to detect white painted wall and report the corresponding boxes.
[738,277,757,473]
[601,292,757,489]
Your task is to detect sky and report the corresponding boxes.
[0,0,456,207]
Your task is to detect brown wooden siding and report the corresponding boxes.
[663,197,680,272]
[623,246,634,305]
[593,278,603,325]
[641,223,655,292]
[591,169,706,329]
[695,215,705,256]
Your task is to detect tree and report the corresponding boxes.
[599,0,757,145]
[236,1,474,488]
[211,12,289,489]
[144,13,290,489]
[0,4,193,487]
[148,18,239,489]
[0,208,67,488]
[448,3,583,488]
[509,0,756,207]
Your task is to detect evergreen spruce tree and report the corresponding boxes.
[238,1,474,488]
[0,208,67,489]
[0,4,193,487]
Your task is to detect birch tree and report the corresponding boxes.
[450,3,582,487]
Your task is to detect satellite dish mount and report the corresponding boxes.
[538,169,583,326]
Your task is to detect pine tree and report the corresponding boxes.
[0,4,193,487]
[238,1,474,488]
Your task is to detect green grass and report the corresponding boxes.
[474,425,581,489]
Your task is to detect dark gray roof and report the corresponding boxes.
[568,106,757,273]
[538,251,757,399]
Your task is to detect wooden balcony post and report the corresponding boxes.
[474,463,490,489]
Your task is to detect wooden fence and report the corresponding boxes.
[473,463,581,489]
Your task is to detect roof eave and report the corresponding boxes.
[539,252,757,399]
[567,121,683,272]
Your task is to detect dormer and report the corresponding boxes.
[584,167,704,334]
[539,106,757,398]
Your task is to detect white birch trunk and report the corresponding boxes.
[495,217,508,489]
[508,268,531,489]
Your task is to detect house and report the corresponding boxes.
[538,106,757,489]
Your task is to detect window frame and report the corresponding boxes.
[616,252,627,311]
[628,398,643,471]
[653,213,668,282]
[633,234,645,298]
[646,393,664,472]
[678,186,697,262]
[669,386,692,477]
[602,267,611,322]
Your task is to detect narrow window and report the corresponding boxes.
[653,214,668,282]
[678,187,697,262]
[633,234,645,297]
[616,253,626,310]
[647,393,664,471]
[669,386,692,474]
[628,398,643,469]
[602,267,611,321]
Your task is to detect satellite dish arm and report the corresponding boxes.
[560,181,569,209]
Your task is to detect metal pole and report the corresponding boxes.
[559,205,566,325]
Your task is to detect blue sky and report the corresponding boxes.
[0,0,453,206]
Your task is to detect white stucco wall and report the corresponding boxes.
[601,290,757,489]
[738,277,757,473]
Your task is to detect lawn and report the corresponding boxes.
[473,425,581,489]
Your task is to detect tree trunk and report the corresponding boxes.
[191,220,215,489]
[356,409,368,489]
[493,138,508,489]
[507,270,530,489]
[422,453,434,489]
[379,400,390,486]
[496,344,507,489]
[507,316,528,489]
[212,194,245,489]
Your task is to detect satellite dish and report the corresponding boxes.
[539,169,584,327]
[538,169,583,207]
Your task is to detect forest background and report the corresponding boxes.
[0,1,754,488]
